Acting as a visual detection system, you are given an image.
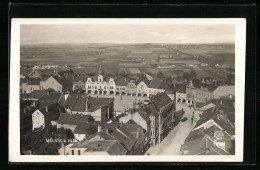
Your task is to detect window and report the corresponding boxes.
[78,150,80,155]
[71,150,74,155]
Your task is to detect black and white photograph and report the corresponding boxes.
[9,18,246,162]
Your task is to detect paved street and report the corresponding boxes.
[146,102,194,155]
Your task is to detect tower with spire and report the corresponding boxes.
[98,65,104,82]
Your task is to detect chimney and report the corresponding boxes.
[47,90,50,96]
[46,106,48,112]
[220,100,222,105]
[121,121,123,126]
[98,125,102,132]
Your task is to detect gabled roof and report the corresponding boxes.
[85,140,127,155]
[118,124,138,142]
[136,73,151,86]
[57,113,94,125]
[26,78,41,85]
[115,77,129,86]
[209,97,235,108]
[177,83,186,93]
[193,106,235,135]
[73,75,88,83]
[28,90,47,100]
[87,97,114,112]
[37,103,61,120]
[52,75,73,87]
[213,85,235,97]
[87,125,136,152]
[36,91,63,108]
[64,95,114,112]
[148,78,166,89]
[74,122,99,135]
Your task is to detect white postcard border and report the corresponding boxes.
[9,18,246,162]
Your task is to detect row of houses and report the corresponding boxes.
[75,65,167,97]
[175,78,235,106]
[21,65,171,99]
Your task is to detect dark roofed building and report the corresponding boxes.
[136,73,151,86]
[148,78,166,89]
[57,113,95,131]
[64,95,114,123]
[116,77,129,86]
[182,121,234,155]
[27,90,47,101]
[36,91,65,109]
[86,125,136,154]
[32,103,62,130]
[40,75,72,93]
[83,140,127,155]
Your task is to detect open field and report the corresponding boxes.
[20,43,234,80]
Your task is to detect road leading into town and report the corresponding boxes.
[146,102,194,155]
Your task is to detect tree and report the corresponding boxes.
[157,71,164,78]
[190,69,197,79]
[226,73,235,84]
[20,125,74,155]
[182,72,190,81]
[88,72,95,76]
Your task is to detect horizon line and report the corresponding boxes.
[21,42,235,45]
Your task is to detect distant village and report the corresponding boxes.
[20,64,235,155]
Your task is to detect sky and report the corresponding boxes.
[20,24,235,45]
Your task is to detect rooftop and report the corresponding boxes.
[57,113,94,125]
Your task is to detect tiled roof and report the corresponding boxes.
[87,125,136,152]
[36,92,63,108]
[20,93,30,99]
[72,97,87,112]
[193,106,235,135]
[125,120,144,133]
[38,103,61,120]
[105,126,135,152]
[52,75,73,87]
[85,140,127,155]
[136,74,151,86]
[57,113,94,125]
[118,124,138,142]
[28,90,47,100]
[148,78,166,89]
[74,122,99,135]
[189,79,219,92]
[87,97,114,112]
[209,97,235,108]
[213,85,235,97]
[27,78,41,85]
[116,77,129,86]
[176,83,186,93]
[73,75,88,83]
[64,95,113,112]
